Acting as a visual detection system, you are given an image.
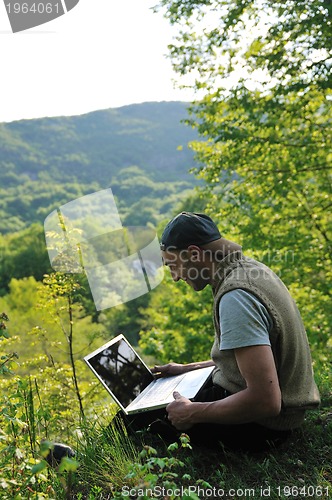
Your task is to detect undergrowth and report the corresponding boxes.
[1,309,331,499]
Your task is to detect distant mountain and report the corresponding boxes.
[0,102,199,232]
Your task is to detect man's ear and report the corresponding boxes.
[187,245,203,262]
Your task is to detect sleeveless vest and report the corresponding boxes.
[211,251,320,430]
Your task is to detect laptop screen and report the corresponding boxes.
[85,336,154,408]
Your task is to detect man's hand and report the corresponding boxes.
[166,391,194,430]
[151,363,186,378]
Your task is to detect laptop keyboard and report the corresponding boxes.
[142,375,184,404]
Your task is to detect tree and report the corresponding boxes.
[153,0,331,352]
[0,224,51,293]
[156,0,332,94]
[139,272,214,363]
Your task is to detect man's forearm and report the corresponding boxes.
[183,359,215,372]
[152,360,215,377]
[188,388,281,425]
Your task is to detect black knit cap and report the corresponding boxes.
[160,212,221,250]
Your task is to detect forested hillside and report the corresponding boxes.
[0,101,197,232]
[0,100,200,349]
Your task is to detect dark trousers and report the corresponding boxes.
[116,383,291,453]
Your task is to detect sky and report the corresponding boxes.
[0,0,195,123]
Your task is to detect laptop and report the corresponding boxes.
[84,334,214,415]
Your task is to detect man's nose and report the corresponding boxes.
[170,269,180,282]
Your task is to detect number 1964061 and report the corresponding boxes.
[6,3,61,14]
[277,485,330,497]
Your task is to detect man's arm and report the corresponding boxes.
[166,345,281,430]
[152,359,215,377]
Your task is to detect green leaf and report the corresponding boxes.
[31,460,48,475]
[39,440,54,458]
[58,456,79,473]
[167,442,179,452]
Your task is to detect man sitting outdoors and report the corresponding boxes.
[150,212,320,451]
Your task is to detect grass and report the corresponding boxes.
[71,395,331,500]
[0,358,330,499]
[1,407,331,500]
